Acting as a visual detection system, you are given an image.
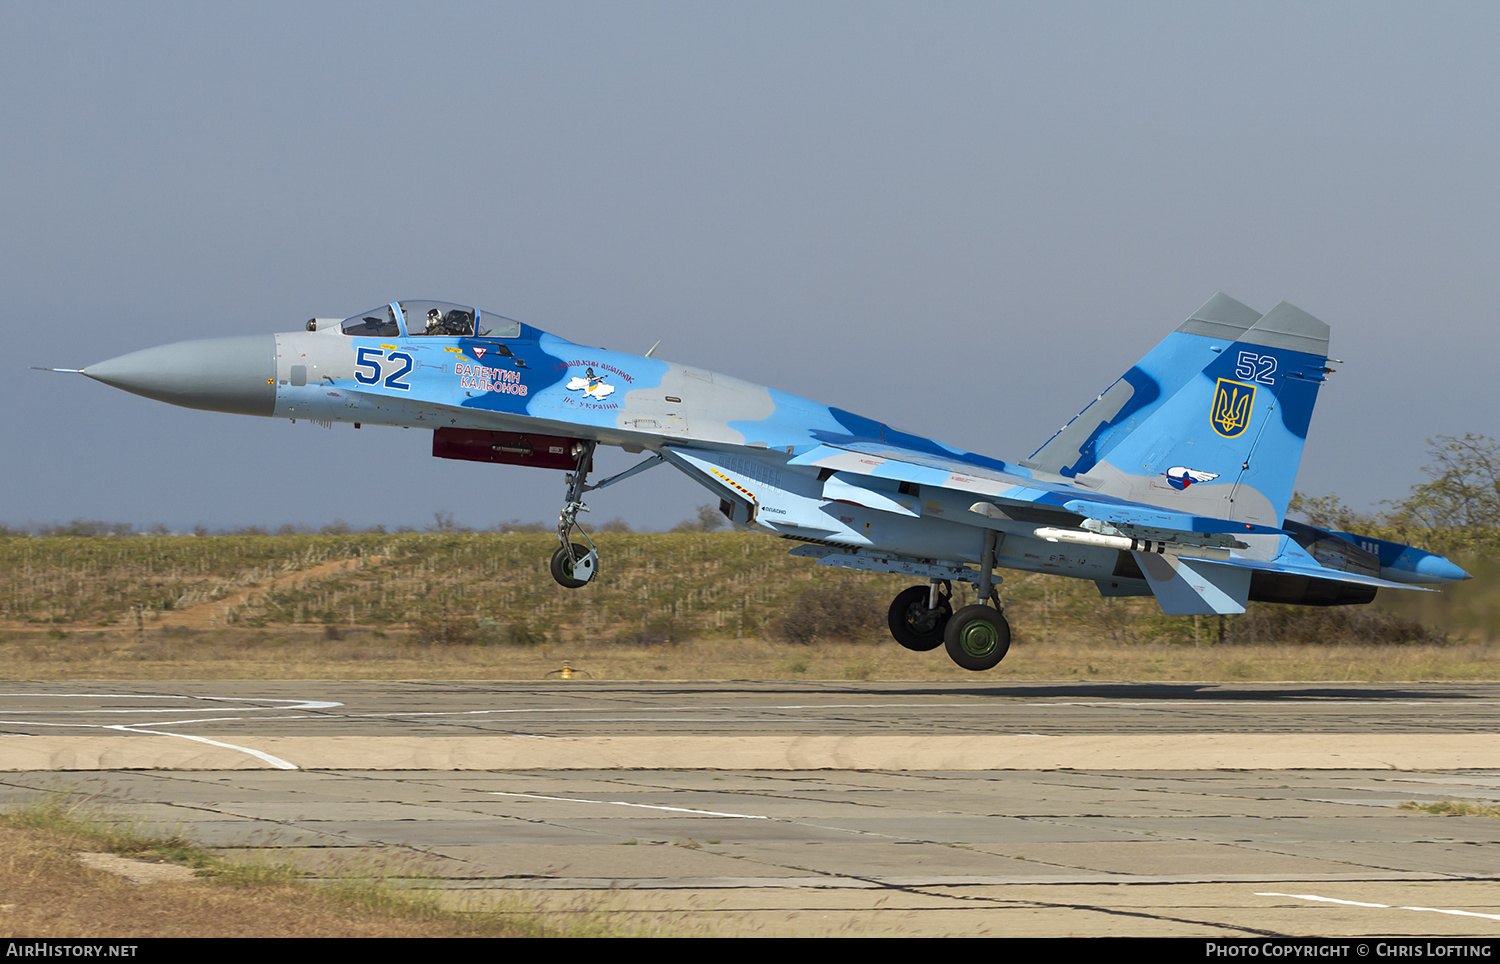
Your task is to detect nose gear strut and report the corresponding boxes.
[552,441,600,588]
[546,445,671,588]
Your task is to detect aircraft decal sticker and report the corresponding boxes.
[1210,378,1255,438]
[709,467,756,503]
[456,362,527,397]
[1234,350,1278,385]
[1164,466,1220,490]
[353,347,414,391]
[566,367,617,402]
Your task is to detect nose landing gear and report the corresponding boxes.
[546,444,668,589]
[552,441,600,588]
[551,542,598,588]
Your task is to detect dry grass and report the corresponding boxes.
[0,531,1493,683]
[0,794,665,938]
[1398,800,1500,818]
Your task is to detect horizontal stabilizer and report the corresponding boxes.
[1188,549,1439,593]
[1135,553,1250,615]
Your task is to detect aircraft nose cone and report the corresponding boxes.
[84,335,276,417]
[1416,554,1472,583]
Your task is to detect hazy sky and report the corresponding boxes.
[4,1,1496,533]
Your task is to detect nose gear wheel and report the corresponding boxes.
[551,542,598,589]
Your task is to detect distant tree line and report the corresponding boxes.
[0,504,732,538]
[1291,433,1500,555]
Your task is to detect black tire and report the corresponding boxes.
[887,585,951,652]
[550,544,595,589]
[943,605,1011,671]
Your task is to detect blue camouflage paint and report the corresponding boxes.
[1200,340,1325,440]
[1045,365,1162,478]
[69,292,1470,638]
[819,407,1016,474]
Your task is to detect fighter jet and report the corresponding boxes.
[46,294,1470,671]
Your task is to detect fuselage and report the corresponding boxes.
[77,298,1469,606]
[82,300,1109,578]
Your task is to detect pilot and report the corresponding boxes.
[426,307,446,335]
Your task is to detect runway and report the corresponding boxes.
[3,680,1499,937]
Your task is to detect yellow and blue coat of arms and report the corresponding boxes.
[1210,378,1256,438]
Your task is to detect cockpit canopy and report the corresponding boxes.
[339,301,522,339]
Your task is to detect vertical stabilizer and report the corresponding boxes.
[1023,294,1331,527]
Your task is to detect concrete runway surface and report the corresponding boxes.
[2,680,1500,937]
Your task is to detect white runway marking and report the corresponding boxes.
[1258,892,1500,922]
[0,695,341,714]
[112,715,328,727]
[0,692,341,770]
[490,791,770,819]
[104,725,299,770]
[5,689,1497,775]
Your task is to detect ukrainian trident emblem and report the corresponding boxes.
[1210,378,1255,438]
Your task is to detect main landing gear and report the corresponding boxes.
[888,580,1011,671]
[886,529,1011,671]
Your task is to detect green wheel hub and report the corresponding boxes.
[943,604,1011,671]
[956,618,1000,658]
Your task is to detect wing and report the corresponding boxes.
[784,437,1431,615]
[786,440,1285,537]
